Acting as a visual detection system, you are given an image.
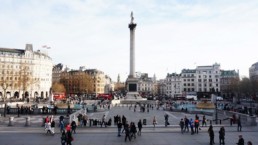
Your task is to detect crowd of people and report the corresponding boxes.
[38,101,255,145]
[114,115,142,142]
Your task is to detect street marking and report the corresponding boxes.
[165,111,178,119]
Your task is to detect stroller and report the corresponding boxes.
[45,122,55,135]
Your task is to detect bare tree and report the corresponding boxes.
[60,71,94,96]
[0,78,9,102]
[16,64,39,99]
[52,82,66,93]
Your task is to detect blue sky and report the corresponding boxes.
[0,0,258,81]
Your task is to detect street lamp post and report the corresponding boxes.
[215,98,218,124]
[212,88,218,124]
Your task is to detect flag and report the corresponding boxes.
[42,45,47,48]
[46,47,51,49]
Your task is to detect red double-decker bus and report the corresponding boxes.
[53,92,66,100]
[97,94,113,100]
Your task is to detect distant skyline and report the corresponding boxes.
[1,0,258,81]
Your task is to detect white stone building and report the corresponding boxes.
[165,73,182,98]
[196,63,221,93]
[181,69,196,96]
[0,44,52,100]
[137,73,157,96]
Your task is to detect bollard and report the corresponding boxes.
[25,116,30,126]
[89,119,92,127]
[210,120,212,125]
[8,116,14,126]
[219,120,221,125]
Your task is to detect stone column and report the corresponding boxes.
[129,23,137,78]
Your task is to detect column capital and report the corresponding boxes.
[129,23,137,30]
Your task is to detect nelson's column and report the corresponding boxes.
[124,12,145,101]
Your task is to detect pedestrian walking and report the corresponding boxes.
[219,126,225,145]
[208,125,215,145]
[153,116,157,128]
[184,116,189,133]
[237,116,242,132]
[202,115,207,127]
[71,120,77,134]
[61,130,67,145]
[137,119,142,136]
[179,118,185,134]
[189,118,194,135]
[101,115,107,127]
[236,135,244,145]
[51,119,55,134]
[117,121,122,137]
[164,113,169,127]
[130,122,137,139]
[194,118,200,134]
[66,131,73,145]
[60,120,65,133]
[124,122,131,142]
[83,115,88,127]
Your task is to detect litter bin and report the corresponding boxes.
[143,119,147,125]
[8,116,14,126]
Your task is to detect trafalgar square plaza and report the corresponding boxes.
[0,12,258,145]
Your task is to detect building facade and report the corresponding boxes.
[249,62,258,81]
[52,63,68,83]
[196,63,221,97]
[137,73,157,96]
[60,68,113,96]
[220,70,239,99]
[0,44,52,100]
[159,63,223,99]
[165,73,182,97]
[181,69,196,96]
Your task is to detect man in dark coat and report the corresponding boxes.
[236,135,244,145]
[208,125,215,145]
[219,126,225,145]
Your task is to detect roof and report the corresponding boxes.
[0,47,25,54]
[220,70,239,77]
